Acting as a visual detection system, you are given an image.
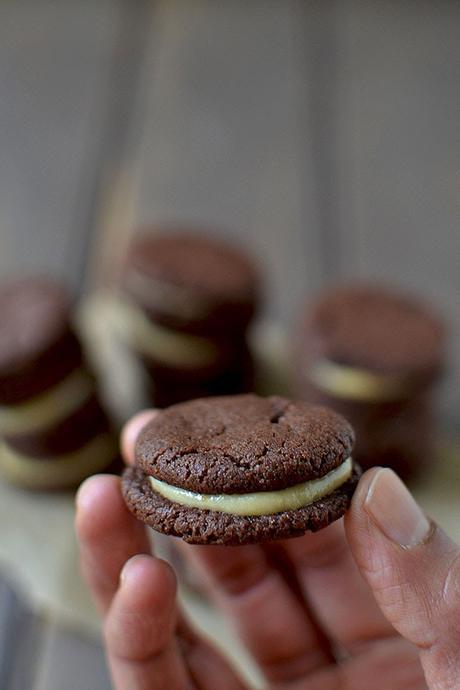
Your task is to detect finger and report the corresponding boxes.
[105,555,192,690]
[347,467,460,689]
[302,637,427,690]
[121,409,157,465]
[181,543,332,685]
[77,478,246,690]
[75,475,150,615]
[176,619,247,690]
[281,518,394,651]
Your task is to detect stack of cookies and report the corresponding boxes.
[122,394,360,545]
[116,231,260,408]
[295,284,446,481]
[0,278,119,490]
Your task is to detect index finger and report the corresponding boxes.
[121,409,157,465]
[75,474,151,614]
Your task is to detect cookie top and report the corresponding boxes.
[0,277,82,403]
[121,231,259,333]
[135,394,354,494]
[300,284,445,380]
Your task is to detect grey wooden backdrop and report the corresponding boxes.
[1,0,459,426]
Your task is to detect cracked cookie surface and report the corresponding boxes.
[122,394,359,544]
[134,394,354,493]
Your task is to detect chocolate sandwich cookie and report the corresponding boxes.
[121,231,259,336]
[3,393,110,457]
[140,335,253,386]
[0,277,119,489]
[135,333,250,385]
[0,432,119,491]
[146,361,254,410]
[122,394,359,545]
[296,284,446,478]
[145,341,255,409]
[327,396,433,482]
[0,278,83,404]
[116,230,261,409]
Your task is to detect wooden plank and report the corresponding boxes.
[0,572,111,690]
[81,0,154,292]
[0,575,43,690]
[34,623,111,690]
[0,0,122,292]
[299,0,343,282]
[334,1,460,423]
[132,0,323,323]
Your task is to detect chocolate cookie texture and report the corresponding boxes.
[122,394,359,545]
[135,395,353,493]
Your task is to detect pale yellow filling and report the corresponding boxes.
[309,360,406,401]
[149,457,353,516]
[113,300,219,367]
[0,369,95,435]
[0,433,117,489]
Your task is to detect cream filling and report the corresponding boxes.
[126,270,212,321]
[113,299,220,367]
[309,360,406,402]
[0,369,95,435]
[149,457,353,516]
[0,433,118,489]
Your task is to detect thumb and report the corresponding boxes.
[346,467,460,690]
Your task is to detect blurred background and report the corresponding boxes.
[2,0,459,423]
[0,1,459,687]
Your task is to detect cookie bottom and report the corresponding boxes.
[122,465,361,545]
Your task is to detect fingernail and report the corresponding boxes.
[119,555,176,593]
[119,555,141,585]
[119,563,129,585]
[121,409,157,464]
[119,554,160,585]
[364,468,430,548]
[75,475,102,511]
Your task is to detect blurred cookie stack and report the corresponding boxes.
[115,231,260,408]
[0,278,119,490]
[295,284,446,481]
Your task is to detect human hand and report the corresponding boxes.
[75,410,460,689]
